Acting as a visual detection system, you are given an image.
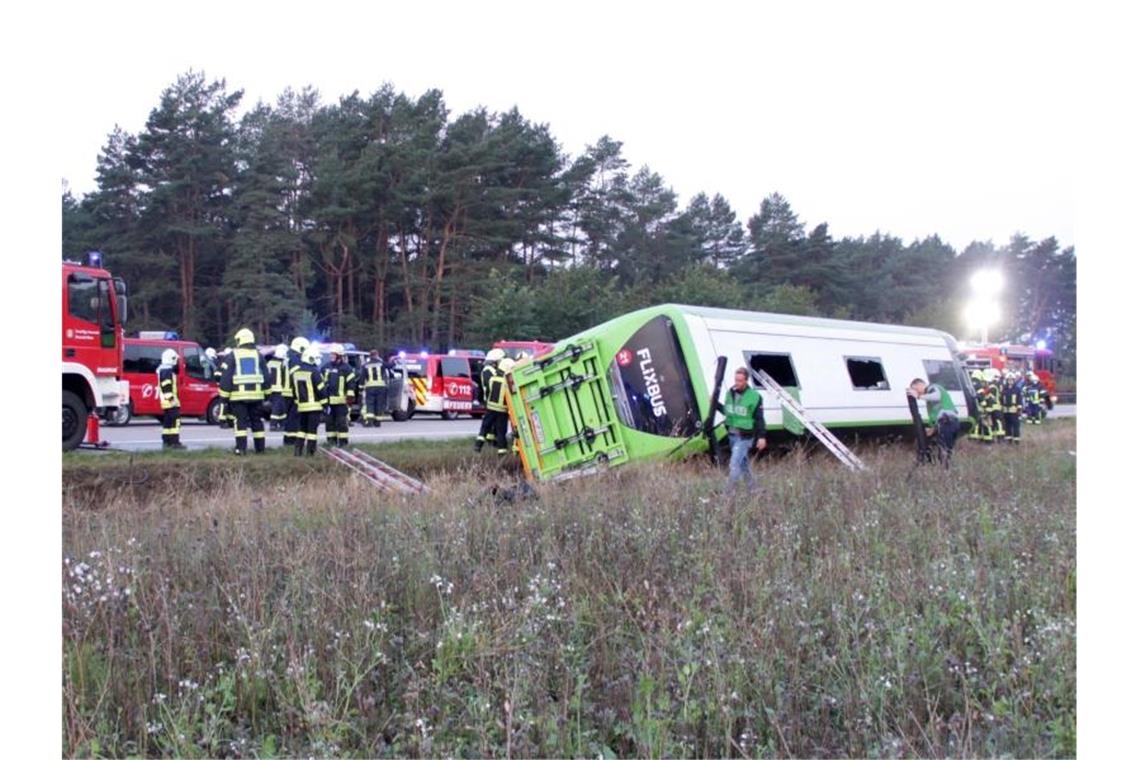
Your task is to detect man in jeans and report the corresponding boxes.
[717,367,767,490]
[907,377,961,463]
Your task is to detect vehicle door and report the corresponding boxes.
[179,345,217,416]
[123,343,164,416]
[440,356,475,413]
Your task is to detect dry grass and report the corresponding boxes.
[62,422,1076,757]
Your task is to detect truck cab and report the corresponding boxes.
[113,335,222,425]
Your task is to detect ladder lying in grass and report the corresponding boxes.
[322,447,430,494]
[749,369,868,472]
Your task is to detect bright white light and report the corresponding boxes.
[970,269,1004,298]
[963,299,1000,330]
[1036,339,1047,350]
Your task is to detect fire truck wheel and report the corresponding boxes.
[442,410,460,421]
[107,402,132,427]
[205,397,224,426]
[63,390,87,451]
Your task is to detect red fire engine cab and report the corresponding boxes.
[62,253,129,450]
[959,342,1059,408]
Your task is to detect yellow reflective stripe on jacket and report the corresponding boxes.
[292,368,324,412]
[158,368,179,409]
[267,358,286,393]
[364,363,386,387]
[485,375,507,412]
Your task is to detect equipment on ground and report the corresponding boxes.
[321,446,429,494]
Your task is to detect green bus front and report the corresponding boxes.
[505,306,710,482]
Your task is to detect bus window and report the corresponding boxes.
[607,315,699,438]
[845,356,890,390]
[745,352,799,388]
[922,359,962,391]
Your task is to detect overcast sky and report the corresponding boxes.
[56,1,1074,252]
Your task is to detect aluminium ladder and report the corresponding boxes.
[749,369,868,472]
[321,446,430,494]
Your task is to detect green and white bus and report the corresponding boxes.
[504,304,978,481]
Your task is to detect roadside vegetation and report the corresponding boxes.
[63,421,1076,757]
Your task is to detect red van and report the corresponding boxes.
[111,337,223,425]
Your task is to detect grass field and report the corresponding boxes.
[62,422,1076,757]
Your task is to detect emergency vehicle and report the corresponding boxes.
[388,350,482,420]
[112,334,223,425]
[492,340,555,361]
[959,342,1058,407]
[62,253,129,450]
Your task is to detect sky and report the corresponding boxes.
[53,1,1076,253]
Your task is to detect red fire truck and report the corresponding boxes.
[959,342,1059,407]
[62,253,129,450]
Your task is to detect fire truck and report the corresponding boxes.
[959,342,1059,407]
[62,253,129,450]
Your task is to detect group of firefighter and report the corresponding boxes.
[967,367,1050,444]
[158,329,393,455]
[156,328,521,457]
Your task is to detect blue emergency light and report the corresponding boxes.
[85,250,103,268]
[1035,340,1047,350]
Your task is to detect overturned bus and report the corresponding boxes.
[504,304,978,482]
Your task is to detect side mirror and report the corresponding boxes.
[116,295,128,324]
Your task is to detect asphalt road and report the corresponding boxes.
[91,415,483,452]
[84,404,1075,453]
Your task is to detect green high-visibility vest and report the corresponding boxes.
[723,386,761,431]
[924,383,957,424]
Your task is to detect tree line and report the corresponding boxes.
[62,71,1076,374]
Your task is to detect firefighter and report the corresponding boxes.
[322,343,357,447]
[361,350,388,427]
[283,337,309,448]
[968,370,990,441]
[1024,372,1047,424]
[157,348,186,449]
[474,348,506,452]
[220,328,270,455]
[1001,370,1023,444]
[984,368,1005,441]
[483,356,514,455]
[213,347,235,429]
[291,346,327,456]
[266,344,288,431]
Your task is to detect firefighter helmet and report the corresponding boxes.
[1027,372,1038,383]
[161,348,178,367]
[970,369,983,381]
[274,344,288,359]
[498,357,516,373]
[290,336,310,354]
[234,327,256,346]
[205,347,217,360]
[486,348,506,363]
[330,343,345,356]
[302,347,321,365]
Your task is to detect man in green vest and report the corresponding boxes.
[716,367,767,490]
[907,378,961,459]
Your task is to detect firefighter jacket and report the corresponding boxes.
[266,357,287,394]
[157,365,179,410]
[362,359,388,388]
[220,347,269,402]
[283,349,303,398]
[981,383,1001,413]
[322,361,357,405]
[1026,383,1045,405]
[291,361,327,413]
[1000,381,1023,413]
[214,355,231,399]
[485,371,508,413]
[480,363,500,397]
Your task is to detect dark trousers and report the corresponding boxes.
[283,396,299,445]
[269,392,286,424]
[364,387,387,423]
[231,400,266,453]
[295,410,321,456]
[327,404,349,446]
[937,415,960,452]
[487,410,509,453]
[1004,411,1021,442]
[161,406,181,446]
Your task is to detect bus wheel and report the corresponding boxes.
[63,390,87,451]
[205,397,223,426]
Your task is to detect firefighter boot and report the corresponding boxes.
[306,439,317,456]
[254,437,266,454]
[294,440,305,457]
[473,436,484,452]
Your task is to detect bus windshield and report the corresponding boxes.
[607,315,700,438]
